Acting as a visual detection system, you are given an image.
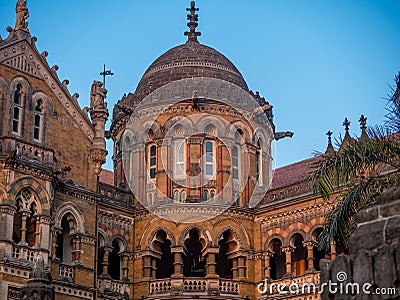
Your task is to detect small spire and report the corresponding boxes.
[184,1,201,43]
[325,130,335,154]
[359,114,369,141]
[15,0,30,31]
[339,117,354,151]
[343,117,350,133]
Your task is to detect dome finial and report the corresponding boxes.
[184,1,201,43]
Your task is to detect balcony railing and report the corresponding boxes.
[0,137,55,167]
[98,278,130,298]
[219,279,239,295]
[11,244,35,263]
[149,277,240,296]
[59,264,74,281]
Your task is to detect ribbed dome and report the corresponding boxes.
[134,41,249,98]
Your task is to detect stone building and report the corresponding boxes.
[0,1,364,300]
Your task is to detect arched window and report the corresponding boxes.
[174,140,185,179]
[269,239,285,280]
[203,189,209,201]
[12,84,23,134]
[256,139,263,186]
[152,230,173,279]
[56,213,75,264]
[12,198,23,244]
[109,239,122,280]
[232,146,240,180]
[173,190,179,201]
[149,145,157,180]
[33,99,43,141]
[312,228,327,271]
[291,233,307,276]
[216,230,235,279]
[183,229,206,277]
[12,189,38,247]
[180,190,186,202]
[210,190,215,200]
[97,234,106,276]
[204,141,215,178]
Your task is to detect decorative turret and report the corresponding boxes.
[89,81,109,175]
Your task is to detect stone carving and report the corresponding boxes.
[31,254,46,279]
[15,0,29,30]
[90,81,107,110]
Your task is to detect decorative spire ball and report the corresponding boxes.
[184,1,201,43]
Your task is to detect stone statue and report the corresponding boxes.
[90,81,107,110]
[31,254,46,279]
[15,0,29,30]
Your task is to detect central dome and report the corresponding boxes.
[134,41,249,98]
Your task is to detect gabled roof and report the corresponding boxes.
[0,28,95,140]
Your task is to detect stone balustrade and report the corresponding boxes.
[149,277,241,296]
[11,244,36,263]
[0,137,55,167]
[58,264,74,281]
[97,277,130,298]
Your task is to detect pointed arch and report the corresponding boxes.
[178,224,211,246]
[54,202,85,234]
[8,176,50,214]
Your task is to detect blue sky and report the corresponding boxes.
[1,0,399,171]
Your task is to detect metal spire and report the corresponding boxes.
[184,1,201,43]
[99,64,114,89]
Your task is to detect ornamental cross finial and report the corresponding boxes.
[184,1,201,43]
[359,114,367,130]
[343,117,350,132]
[359,114,369,140]
[326,130,333,142]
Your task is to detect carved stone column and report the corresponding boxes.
[89,81,109,176]
[51,227,62,260]
[122,253,129,281]
[205,247,219,277]
[237,256,247,279]
[304,241,316,272]
[102,246,113,277]
[264,251,273,278]
[151,254,157,279]
[142,255,153,279]
[232,257,239,279]
[171,246,184,277]
[38,215,51,250]
[71,235,82,265]
[20,210,29,245]
[282,246,294,277]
